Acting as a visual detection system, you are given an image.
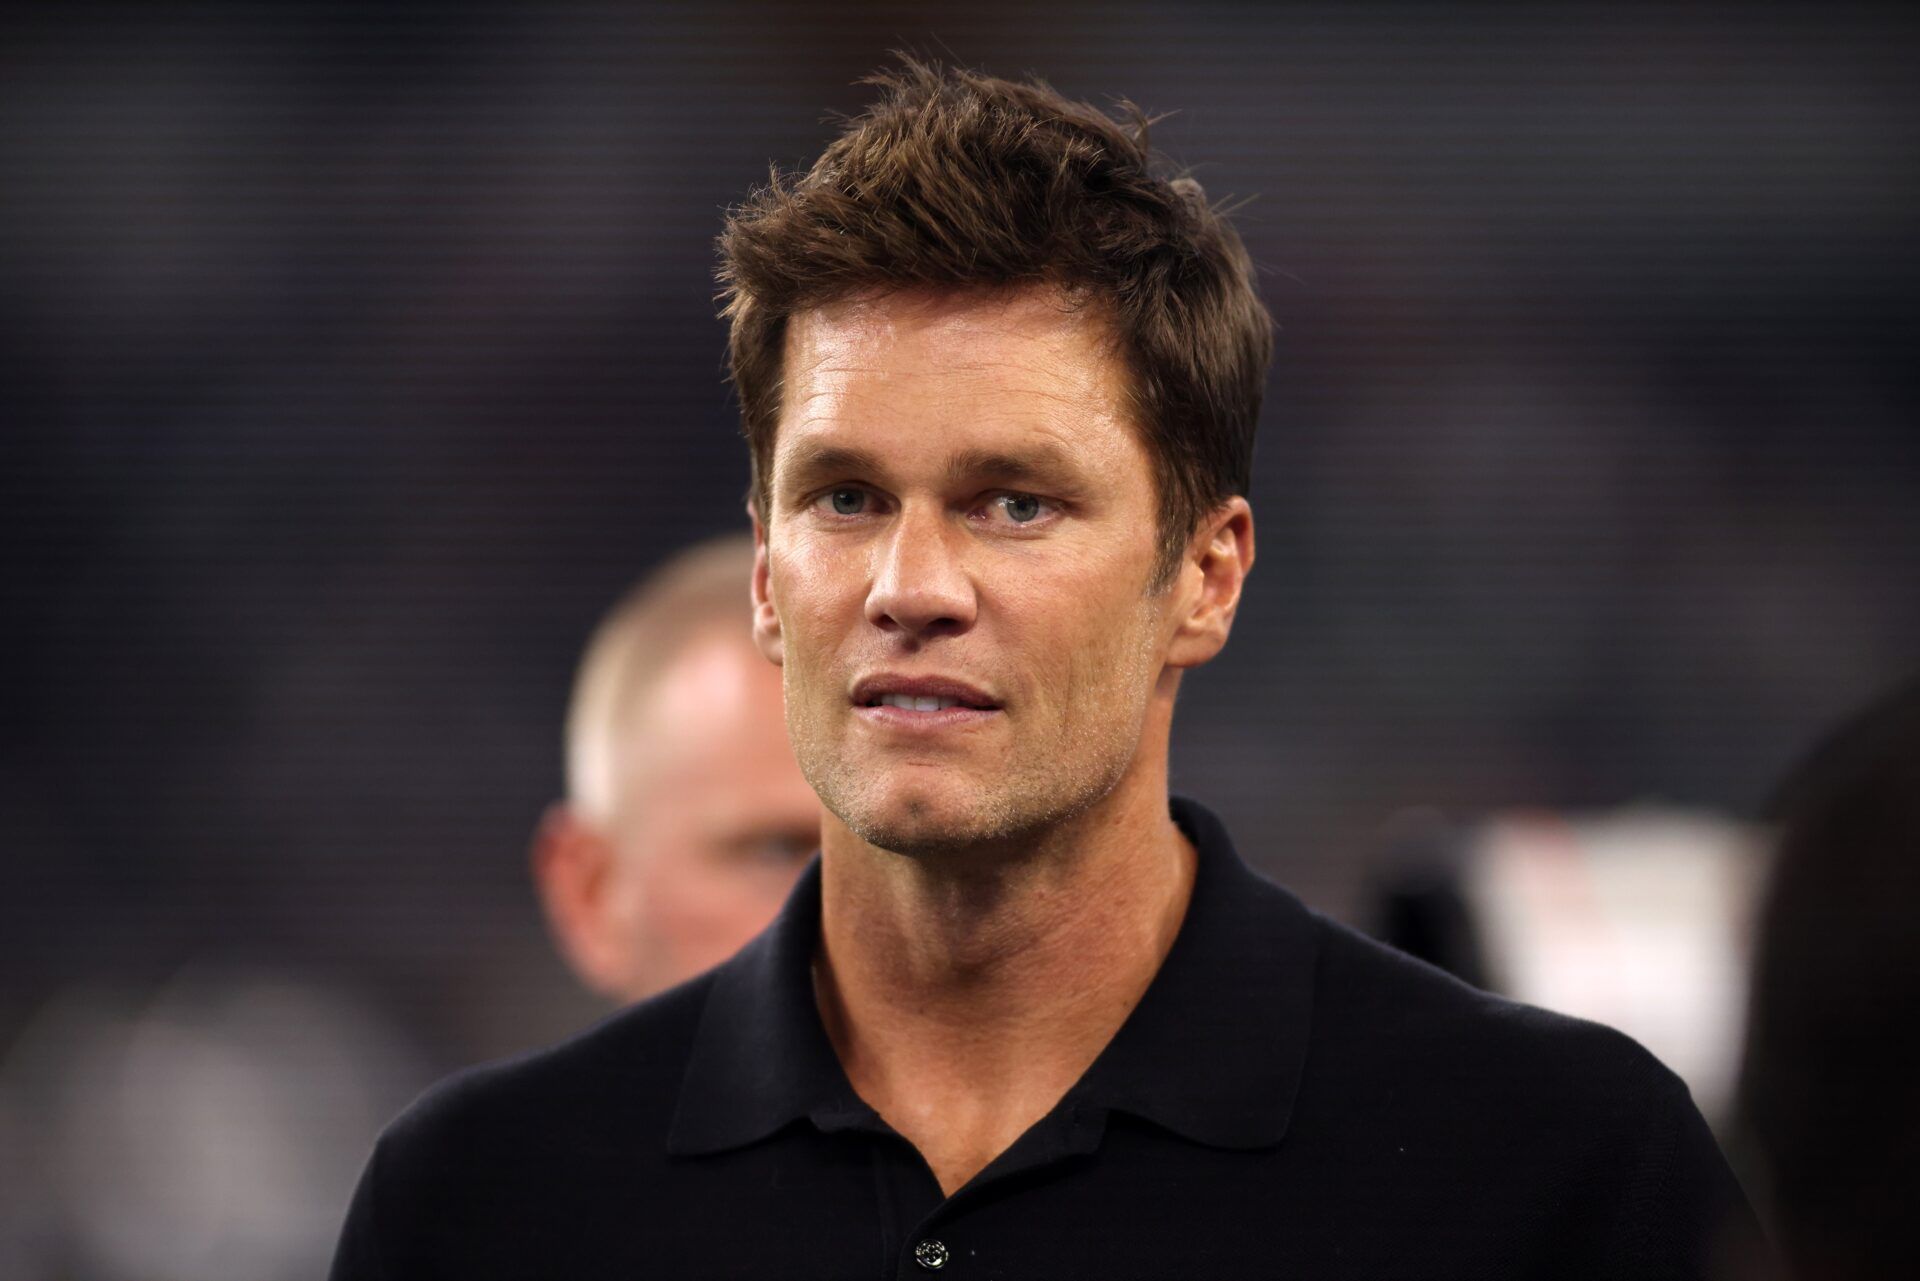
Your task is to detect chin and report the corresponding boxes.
[837,776,994,858]
[832,765,1114,861]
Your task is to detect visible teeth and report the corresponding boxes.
[879,693,961,711]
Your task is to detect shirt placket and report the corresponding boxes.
[880,1099,1112,1280]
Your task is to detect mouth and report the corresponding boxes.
[850,674,1002,729]
[868,693,981,711]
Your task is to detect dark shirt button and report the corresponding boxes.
[914,1238,950,1270]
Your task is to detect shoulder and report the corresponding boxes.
[1300,906,1693,1124]
[330,976,719,1277]
[1289,907,1739,1234]
[378,971,714,1172]
[1247,894,1755,1271]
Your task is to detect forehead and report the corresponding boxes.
[773,289,1142,481]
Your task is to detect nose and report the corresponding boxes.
[865,503,977,639]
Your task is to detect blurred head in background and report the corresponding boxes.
[532,533,820,1002]
[1736,675,1920,1281]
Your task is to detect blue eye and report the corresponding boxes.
[999,493,1043,523]
[828,488,865,515]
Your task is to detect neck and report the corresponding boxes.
[812,733,1196,1193]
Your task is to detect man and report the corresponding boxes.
[532,533,820,1002]
[333,61,1753,1278]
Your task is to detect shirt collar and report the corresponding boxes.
[666,795,1319,1157]
[665,853,856,1156]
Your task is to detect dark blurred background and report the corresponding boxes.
[2,2,1916,1274]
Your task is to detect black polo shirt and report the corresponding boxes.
[331,798,1755,1279]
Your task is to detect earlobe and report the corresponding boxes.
[1165,497,1254,670]
[749,511,784,666]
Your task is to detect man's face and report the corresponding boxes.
[755,288,1184,856]
[607,629,821,993]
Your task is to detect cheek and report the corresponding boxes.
[1014,561,1161,705]
[771,541,859,661]
[1064,609,1154,704]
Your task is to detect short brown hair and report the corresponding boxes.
[718,58,1272,586]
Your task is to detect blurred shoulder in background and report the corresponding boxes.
[1734,674,1920,1281]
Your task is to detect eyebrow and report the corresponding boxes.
[776,443,886,495]
[942,444,1084,491]
[774,439,1092,500]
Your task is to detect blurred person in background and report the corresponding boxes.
[1734,675,1920,1280]
[532,533,820,1002]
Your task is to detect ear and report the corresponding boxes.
[1165,496,1254,670]
[530,801,633,1001]
[749,506,784,667]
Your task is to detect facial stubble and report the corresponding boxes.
[784,588,1169,862]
